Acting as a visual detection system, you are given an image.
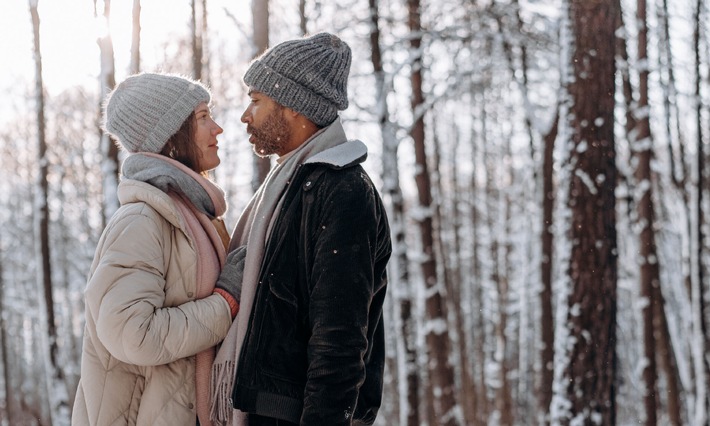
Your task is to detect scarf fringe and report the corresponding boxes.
[210,359,235,425]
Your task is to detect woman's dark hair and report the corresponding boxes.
[160,112,205,175]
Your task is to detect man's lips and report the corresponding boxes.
[247,126,257,144]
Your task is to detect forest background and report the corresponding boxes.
[1,0,709,425]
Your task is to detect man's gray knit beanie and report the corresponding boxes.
[104,73,211,153]
[243,32,352,127]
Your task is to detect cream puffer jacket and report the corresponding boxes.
[72,179,232,426]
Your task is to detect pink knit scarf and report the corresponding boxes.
[173,193,228,426]
[140,153,229,426]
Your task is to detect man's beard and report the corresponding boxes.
[248,107,291,157]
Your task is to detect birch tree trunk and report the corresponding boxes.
[657,0,687,190]
[367,1,419,424]
[251,0,271,191]
[653,276,684,425]
[448,127,476,426]
[201,0,210,84]
[298,0,307,35]
[484,129,513,426]
[439,121,477,425]
[30,1,69,423]
[473,96,489,425]
[497,188,513,426]
[190,0,203,80]
[539,109,558,424]
[407,0,458,423]
[651,5,684,424]
[431,122,477,425]
[0,239,14,425]
[658,13,693,394]
[691,0,709,421]
[553,0,618,423]
[95,0,119,228]
[130,0,141,74]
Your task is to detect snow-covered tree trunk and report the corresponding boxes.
[539,108,558,424]
[441,121,477,425]
[367,1,420,424]
[190,0,203,80]
[551,0,618,424]
[250,0,271,192]
[29,1,69,424]
[497,185,514,426]
[0,238,13,426]
[130,0,141,74]
[631,0,661,422]
[472,97,490,425]
[451,137,477,426]
[298,0,307,35]
[95,0,119,228]
[201,0,209,85]
[653,2,686,425]
[406,0,459,423]
[430,118,478,425]
[690,0,709,421]
[496,7,540,424]
[483,125,513,426]
[652,271,684,426]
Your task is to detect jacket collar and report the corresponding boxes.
[302,120,368,169]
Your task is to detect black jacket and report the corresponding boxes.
[232,141,391,425]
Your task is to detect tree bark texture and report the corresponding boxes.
[0,240,14,425]
[692,0,709,422]
[130,0,141,74]
[367,1,420,424]
[539,108,558,423]
[30,1,66,422]
[633,0,660,422]
[407,0,458,424]
[95,0,120,228]
[563,0,619,423]
[251,0,271,192]
[190,0,203,80]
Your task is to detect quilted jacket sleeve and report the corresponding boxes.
[85,203,231,367]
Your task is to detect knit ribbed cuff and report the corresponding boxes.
[214,288,240,318]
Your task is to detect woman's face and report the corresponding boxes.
[193,102,224,172]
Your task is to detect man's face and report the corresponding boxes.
[241,90,292,157]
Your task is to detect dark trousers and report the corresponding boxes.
[199,413,298,426]
[248,413,299,426]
